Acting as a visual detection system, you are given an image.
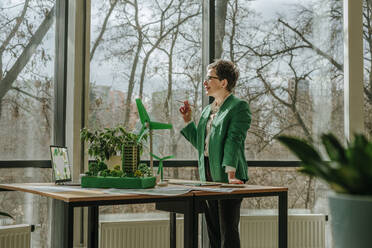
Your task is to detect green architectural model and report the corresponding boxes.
[121,142,140,175]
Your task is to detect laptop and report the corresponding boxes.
[50,146,80,186]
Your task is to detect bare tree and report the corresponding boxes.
[90,0,119,61]
[138,0,201,100]
[0,2,54,118]
[91,0,201,127]
[215,0,228,58]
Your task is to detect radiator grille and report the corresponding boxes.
[100,219,184,248]
[240,215,326,248]
[0,224,31,248]
[100,215,325,248]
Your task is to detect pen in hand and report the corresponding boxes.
[176,100,196,108]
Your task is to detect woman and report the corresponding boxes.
[179,59,251,248]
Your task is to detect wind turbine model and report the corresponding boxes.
[150,153,174,186]
[135,98,173,172]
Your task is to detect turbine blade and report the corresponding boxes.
[149,152,161,160]
[135,98,151,124]
[149,121,172,130]
[162,155,174,160]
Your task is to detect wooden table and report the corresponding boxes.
[157,181,288,248]
[0,183,196,248]
[0,182,288,248]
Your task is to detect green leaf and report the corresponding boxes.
[80,125,144,161]
[321,133,347,165]
[277,136,322,164]
[280,133,372,195]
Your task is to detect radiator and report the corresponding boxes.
[100,219,184,248]
[100,215,325,248]
[240,214,326,248]
[0,224,31,248]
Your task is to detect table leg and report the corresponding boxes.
[278,191,288,248]
[51,200,74,248]
[184,198,198,248]
[88,206,99,248]
[170,212,176,248]
[65,203,74,248]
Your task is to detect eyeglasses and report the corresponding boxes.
[204,76,220,82]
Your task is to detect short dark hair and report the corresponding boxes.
[207,59,239,92]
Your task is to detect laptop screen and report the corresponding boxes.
[50,146,72,183]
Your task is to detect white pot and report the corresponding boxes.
[328,192,372,248]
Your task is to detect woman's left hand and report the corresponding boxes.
[227,171,244,184]
[228,178,244,184]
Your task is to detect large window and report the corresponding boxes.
[217,0,344,160]
[0,0,55,160]
[89,0,202,160]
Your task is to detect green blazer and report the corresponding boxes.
[181,94,251,183]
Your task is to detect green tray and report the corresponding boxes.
[81,176,156,189]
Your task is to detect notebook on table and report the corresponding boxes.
[50,146,80,186]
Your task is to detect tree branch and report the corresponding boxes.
[10,86,49,107]
[90,0,118,61]
[278,18,343,72]
[0,0,29,55]
[0,5,55,101]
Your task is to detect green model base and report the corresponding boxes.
[81,176,156,189]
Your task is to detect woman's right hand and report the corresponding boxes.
[179,100,192,123]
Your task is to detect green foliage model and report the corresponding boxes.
[85,161,152,178]
[138,163,152,177]
[277,133,372,195]
[80,125,146,162]
[85,161,108,176]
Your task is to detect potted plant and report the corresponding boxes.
[80,125,155,189]
[277,133,372,248]
[80,125,146,169]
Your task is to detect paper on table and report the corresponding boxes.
[103,186,193,196]
[220,184,246,188]
[167,179,222,187]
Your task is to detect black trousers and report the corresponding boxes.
[204,157,242,248]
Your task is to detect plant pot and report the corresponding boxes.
[328,192,372,248]
[81,176,156,189]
